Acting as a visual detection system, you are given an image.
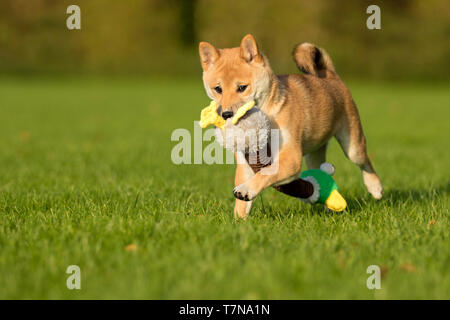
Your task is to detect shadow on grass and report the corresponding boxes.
[344,181,449,212]
[253,181,449,220]
[383,181,448,204]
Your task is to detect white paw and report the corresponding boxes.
[363,172,383,200]
[367,181,383,200]
[233,183,257,201]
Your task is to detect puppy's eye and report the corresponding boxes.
[214,86,222,94]
[237,85,248,93]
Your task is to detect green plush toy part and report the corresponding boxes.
[300,163,347,212]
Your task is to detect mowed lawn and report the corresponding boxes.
[0,77,448,299]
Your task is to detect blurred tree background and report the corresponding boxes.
[0,0,448,80]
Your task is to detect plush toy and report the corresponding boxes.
[199,100,256,129]
[200,100,270,154]
[198,101,347,212]
[199,100,226,129]
[300,163,347,211]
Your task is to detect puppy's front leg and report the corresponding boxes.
[233,153,255,219]
[233,147,302,201]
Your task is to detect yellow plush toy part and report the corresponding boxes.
[232,100,255,125]
[199,101,225,129]
[324,189,347,212]
[199,100,255,129]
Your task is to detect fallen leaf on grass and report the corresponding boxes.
[337,257,345,269]
[125,244,138,252]
[381,266,389,278]
[428,219,436,226]
[400,263,417,273]
[20,131,30,141]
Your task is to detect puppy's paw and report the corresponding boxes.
[363,172,383,200]
[233,183,257,201]
[369,184,383,200]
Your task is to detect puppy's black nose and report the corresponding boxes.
[222,111,233,120]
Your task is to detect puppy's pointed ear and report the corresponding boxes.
[240,34,262,63]
[199,42,220,71]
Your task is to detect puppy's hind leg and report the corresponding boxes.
[335,116,383,199]
[304,143,328,169]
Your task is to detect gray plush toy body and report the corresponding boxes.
[215,107,271,154]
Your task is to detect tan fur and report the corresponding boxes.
[199,34,382,219]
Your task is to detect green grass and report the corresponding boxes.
[0,77,448,299]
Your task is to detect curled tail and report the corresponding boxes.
[293,43,336,78]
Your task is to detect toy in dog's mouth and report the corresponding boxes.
[198,101,347,212]
[199,100,271,153]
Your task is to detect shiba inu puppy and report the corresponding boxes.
[199,34,382,218]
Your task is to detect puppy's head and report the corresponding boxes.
[199,34,272,118]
